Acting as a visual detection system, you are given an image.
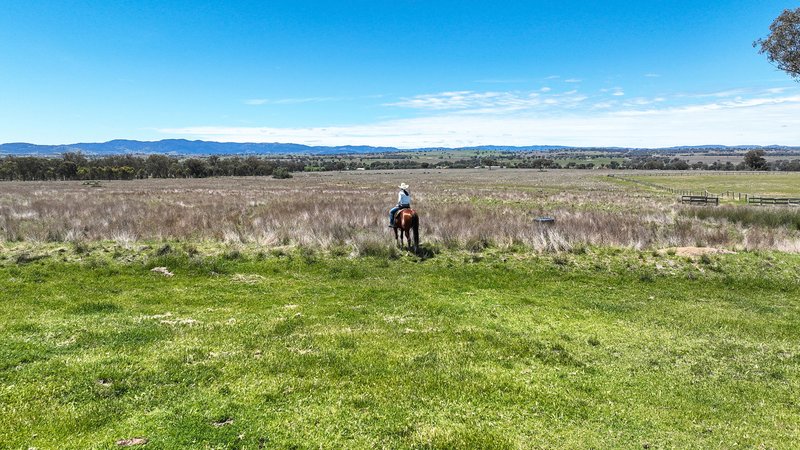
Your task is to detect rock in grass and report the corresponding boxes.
[212,418,234,427]
[116,437,148,446]
[150,267,174,277]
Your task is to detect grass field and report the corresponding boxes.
[2,169,800,253]
[2,170,800,448]
[1,247,799,448]
[627,172,800,197]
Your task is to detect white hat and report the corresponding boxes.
[399,183,409,190]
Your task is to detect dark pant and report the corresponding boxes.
[389,205,410,226]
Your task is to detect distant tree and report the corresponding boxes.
[744,149,768,170]
[56,160,78,180]
[785,159,800,171]
[667,159,690,170]
[481,157,497,167]
[643,160,665,170]
[145,154,172,178]
[184,158,209,178]
[0,160,18,180]
[754,8,800,80]
[207,155,221,176]
[272,167,292,179]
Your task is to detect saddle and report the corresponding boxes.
[393,206,410,220]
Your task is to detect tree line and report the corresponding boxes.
[0,153,304,181]
[1,150,798,181]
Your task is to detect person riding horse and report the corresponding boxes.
[388,183,411,228]
[388,182,420,252]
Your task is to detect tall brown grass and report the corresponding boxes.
[1,169,798,252]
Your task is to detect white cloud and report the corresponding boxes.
[624,97,664,106]
[685,89,747,99]
[168,86,800,148]
[765,87,788,94]
[601,87,625,96]
[564,78,581,83]
[161,93,800,148]
[613,95,800,116]
[387,90,590,114]
[644,73,661,78]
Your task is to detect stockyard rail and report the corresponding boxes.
[608,174,755,202]
[748,197,800,206]
[681,195,719,205]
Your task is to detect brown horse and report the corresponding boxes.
[393,209,419,253]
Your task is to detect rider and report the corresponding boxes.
[388,183,411,228]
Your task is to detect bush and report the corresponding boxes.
[223,248,243,261]
[465,236,492,253]
[73,241,90,255]
[272,167,293,179]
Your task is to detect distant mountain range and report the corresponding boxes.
[0,139,798,156]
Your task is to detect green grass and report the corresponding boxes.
[628,173,800,197]
[1,248,799,448]
[680,205,800,230]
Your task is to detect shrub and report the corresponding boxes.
[223,248,243,261]
[272,167,293,179]
[156,244,172,256]
[465,236,491,253]
[73,241,90,255]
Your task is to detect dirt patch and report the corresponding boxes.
[663,247,736,257]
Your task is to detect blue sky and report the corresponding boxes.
[1,0,798,147]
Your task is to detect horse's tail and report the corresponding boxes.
[411,213,419,253]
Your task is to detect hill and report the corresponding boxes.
[2,139,798,157]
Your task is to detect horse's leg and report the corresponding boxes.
[405,229,411,250]
[412,217,419,254]
[394,226,400,247]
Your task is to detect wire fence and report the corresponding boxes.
[608,174,800,206]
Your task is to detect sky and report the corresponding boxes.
[1,0,798,148]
